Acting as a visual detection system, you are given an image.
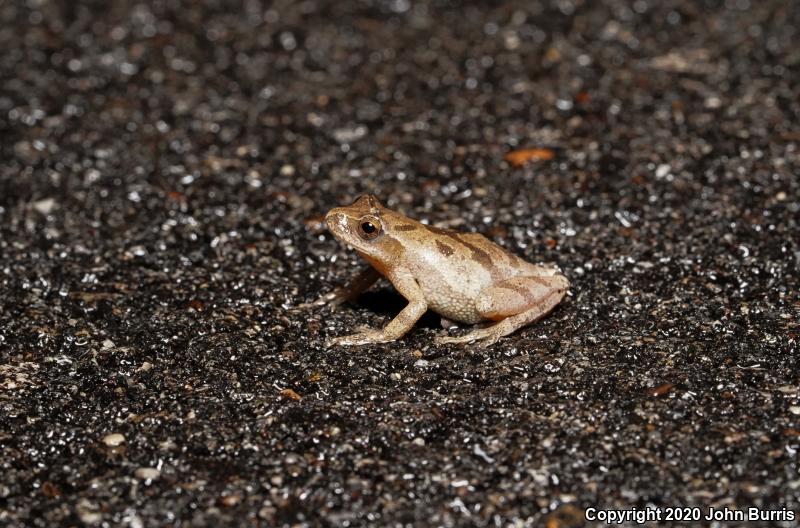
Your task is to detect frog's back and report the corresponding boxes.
[401,226,536,323]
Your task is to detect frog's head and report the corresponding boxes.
[325,195,403,271]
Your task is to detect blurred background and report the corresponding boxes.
[1,0,798,526]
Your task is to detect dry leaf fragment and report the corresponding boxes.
[504,148,555,167]
[280,388,302,401]
[650,382,675,397]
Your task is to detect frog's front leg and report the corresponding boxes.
[435,274,569,347]
[327,268,428,346]
[295,267,381,311]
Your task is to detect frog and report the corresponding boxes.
[305,195,569,347]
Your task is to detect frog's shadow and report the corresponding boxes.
[356,290,442,329]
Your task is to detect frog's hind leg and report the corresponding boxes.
[435,274,568,347]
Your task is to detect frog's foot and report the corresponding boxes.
[326,327,391,347]
[293,290,347,312]
[435,327,502,348]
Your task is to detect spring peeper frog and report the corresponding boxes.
[309,195,569,347]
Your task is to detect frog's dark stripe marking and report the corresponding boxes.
[435,240,454,256]
[530,275,551,286]
[488,243,520,268]
[427,226,499,278]
[454,235,498,277]
[352,195,383,217]
[426,225,456,236]
[496,283,536,303]
[367,195,382,215]
[504,249,520,267]
[395,224,418,231]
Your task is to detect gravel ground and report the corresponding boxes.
[1,0,799,526]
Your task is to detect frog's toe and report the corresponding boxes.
[295,289,352,312]
[326,329,388,347]
[473,334,501,348]
[324,336,340,347]
[436,328,502,347]
[326,334,366,347]
[435,333,477,345]
[325,336,348,347]
[434,336,458,345]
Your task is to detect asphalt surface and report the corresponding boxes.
[1,0,799,526]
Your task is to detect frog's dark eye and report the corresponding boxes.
[358,216,382,240]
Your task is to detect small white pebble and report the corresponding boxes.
[102,339,115,349]
[134,467,161,481]
[102,433,125,446]
[77,499,102,524]
[32,198,57,214]
[789,406,800,416]
[655,164,670,178]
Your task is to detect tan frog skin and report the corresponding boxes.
[310,195,569,347]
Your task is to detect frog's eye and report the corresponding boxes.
[358,216,382,240]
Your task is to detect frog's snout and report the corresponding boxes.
[325,210,347,234]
